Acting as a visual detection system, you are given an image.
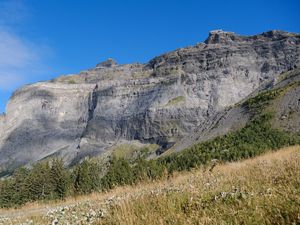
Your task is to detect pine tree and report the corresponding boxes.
[50,159,70,199]
[0,179,15,208]
[25,162,53,201]
[74,159,93,194]
[11,167,30,205]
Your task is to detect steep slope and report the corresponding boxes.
[171,67,300,152]
[0,30,300,173]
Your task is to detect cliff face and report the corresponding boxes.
[0,30,300,172]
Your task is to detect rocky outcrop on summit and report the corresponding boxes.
[0,30,300,173]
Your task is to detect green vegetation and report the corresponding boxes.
[154,66,183,77]
[101,157,165,190]
[73,159,102,194]
[243,89,283,112]
[166,96,185,106]
[111,144,158,160]
[0,159,70,208]
[0,155,166,208]
[54,74,85,84]
[277,67,300,82]
[68,79,76,84]
[131,70,152,79]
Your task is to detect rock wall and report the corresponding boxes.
[0,30,300,172]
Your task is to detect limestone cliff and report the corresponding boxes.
[0,30,300,173]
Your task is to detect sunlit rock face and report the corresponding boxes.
[0,30,300,172]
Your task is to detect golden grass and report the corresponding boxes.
[1,146,299,224]
[98,146,300,225]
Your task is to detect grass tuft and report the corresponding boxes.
[166,96,185,106]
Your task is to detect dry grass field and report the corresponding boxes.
[0,145,299,225]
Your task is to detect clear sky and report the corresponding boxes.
[0,0,299,113]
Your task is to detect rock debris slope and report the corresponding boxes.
[0,30,300,173]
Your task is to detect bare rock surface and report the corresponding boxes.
[0,30,300,173]
[173,68,300,152]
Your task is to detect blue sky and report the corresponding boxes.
[0,0,300,113]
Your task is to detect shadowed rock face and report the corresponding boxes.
[1,30,300,172]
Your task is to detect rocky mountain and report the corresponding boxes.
[0,30,300,174]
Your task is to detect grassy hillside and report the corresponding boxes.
[1,146,299,224]
[99,146,300,225]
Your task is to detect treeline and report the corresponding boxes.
[0,156,167,208]
[0,159,70,208]
[1,86,300,208]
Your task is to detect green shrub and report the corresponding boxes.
[73,159,102,194]
[68,80,76,84]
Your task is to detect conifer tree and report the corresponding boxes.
[50,158,70,199]
[74,159,93,194]
[25,162,53,201]
[11,167,30,205]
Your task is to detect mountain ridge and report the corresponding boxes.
[0,30,300,173]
